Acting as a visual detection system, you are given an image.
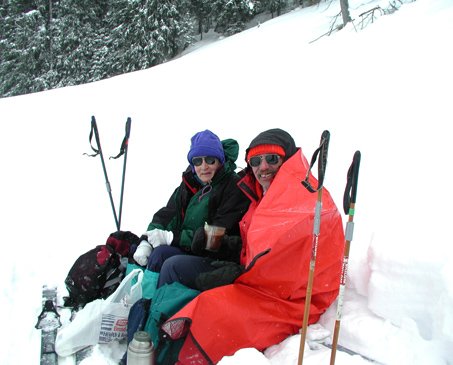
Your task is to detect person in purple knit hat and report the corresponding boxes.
[130,129,250,299]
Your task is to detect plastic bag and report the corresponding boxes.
[56,268,143,356]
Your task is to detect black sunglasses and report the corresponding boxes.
[192,156,217,167]
[249,154,281,167]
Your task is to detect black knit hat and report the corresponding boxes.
[245,128,297,162]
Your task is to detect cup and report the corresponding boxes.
[204,223,226,252]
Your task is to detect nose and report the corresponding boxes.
[258,158,269,168]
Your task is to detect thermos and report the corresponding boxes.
[127,331,155,365]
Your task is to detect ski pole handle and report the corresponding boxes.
[110,116,132,160]
[84,116,101,156]
[125,117,131,139]
[343,150,361,215]
[92,116,102,153]
[302,130,330,193]
[318,130,330,186]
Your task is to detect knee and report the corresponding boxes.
[160,255,181,273]
[147,246,184,272]
[158,255,187,287]
[147,246,168,272]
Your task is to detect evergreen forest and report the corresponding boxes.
[1,0,304,97]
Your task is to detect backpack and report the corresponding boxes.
[63,231,139,308]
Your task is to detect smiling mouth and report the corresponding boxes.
[259,172,273,179]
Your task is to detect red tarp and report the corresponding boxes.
[164,148,345,364]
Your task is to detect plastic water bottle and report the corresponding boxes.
[127,331,155,365]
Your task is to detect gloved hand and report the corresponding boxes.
[192,229,243,259]
[191,227,206,254]
[145,229,174,248]
[194,261,244,291]
[221,235,242,252]
[133,240,152,266]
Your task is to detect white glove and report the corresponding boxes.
[145,229,174,248]
[133,240,152,266]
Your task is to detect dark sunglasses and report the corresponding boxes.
[192,156,217,167]
[249,154,281,167]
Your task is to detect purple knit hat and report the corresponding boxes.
[187,130,225,165]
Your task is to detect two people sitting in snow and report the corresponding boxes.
[125,128,345,364]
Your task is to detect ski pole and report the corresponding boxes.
[330,150,361,365]
[298,130,330,365]
[85,116,120,230]
[110,117,132,230]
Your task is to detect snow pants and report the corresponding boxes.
[158,254,216,289]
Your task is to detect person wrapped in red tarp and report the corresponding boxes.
[161,128,345,364]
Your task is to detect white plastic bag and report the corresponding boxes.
[56,268,143,356]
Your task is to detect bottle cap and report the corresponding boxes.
[134,331,151,343]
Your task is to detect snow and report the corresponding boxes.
[1,0,452,363]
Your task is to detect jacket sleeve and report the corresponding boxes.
[209,174,250,234]
[205,174,250,261]
[146,186,184,247]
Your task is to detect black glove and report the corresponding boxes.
[221,234,242,252]
[191,227,206,254]
[194,261,244,291]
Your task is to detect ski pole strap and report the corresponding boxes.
[84,116,101,157]
[302,130,330,193]
[343,150,361,215]
[110,117,131,160]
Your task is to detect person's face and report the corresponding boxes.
[192,156,221,183]
[249,154,284,193]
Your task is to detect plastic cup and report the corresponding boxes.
[204,223,226,252]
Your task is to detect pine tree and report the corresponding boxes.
[189,0,213,40]
[49,0,106,87]
[0,8,49,96]
[213,0,254,36]
[268,0,286,17]
[104,0,194,76]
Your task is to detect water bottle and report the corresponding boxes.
[127,331,155,365]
